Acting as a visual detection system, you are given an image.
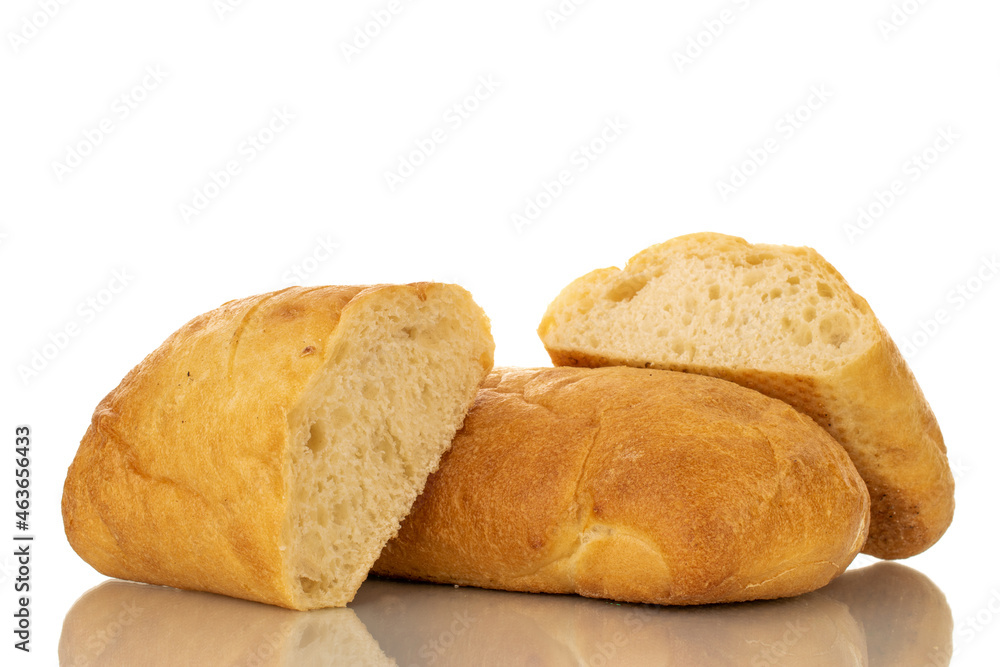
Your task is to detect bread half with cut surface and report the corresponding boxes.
[374,366,870,604]
[538,232,953,559]
[63,283,494,610]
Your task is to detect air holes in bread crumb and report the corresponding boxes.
[817,282,834,298]
[743,270,765,287]
[803,307,816,322]
[375,433,398,466]
[746,252,774,265]
[307,422,328,454]
[299,576,320,594]
[787,276,800,285]
[709,284,721,300]
[819,313,851,347]
[606,275,650,302]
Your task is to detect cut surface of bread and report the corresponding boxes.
[62,283,494,610]
[374,366,870,605]
[538,232,953,559]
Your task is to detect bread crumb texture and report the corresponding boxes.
[540,232,874,374]
[539,233,954,559]
[62,284,494,609]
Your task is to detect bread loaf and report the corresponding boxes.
[62,283,494,610]
[373,366,870,604]
[538,232,953,559]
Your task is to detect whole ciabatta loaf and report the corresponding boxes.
[537,233,953,559]
[63,284,494,610]
[374,366,870,604]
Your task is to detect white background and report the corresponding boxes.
[2,0,998,664]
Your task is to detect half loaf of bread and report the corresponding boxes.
[374,366,870,604]
[538,233,953,559]
[63,284,494,610]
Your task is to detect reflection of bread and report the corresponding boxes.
[825,563,953,667]
[375,366,869,604]
[353,578,866,666]
[538,233,954,559]
[62,284,494,610]
[58,581,395,666]
[354,581,581,666]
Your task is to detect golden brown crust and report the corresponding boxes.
[539,233,954,559]
[374,366,870,605]
[62,283,488,609]
[545,335,952,560]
